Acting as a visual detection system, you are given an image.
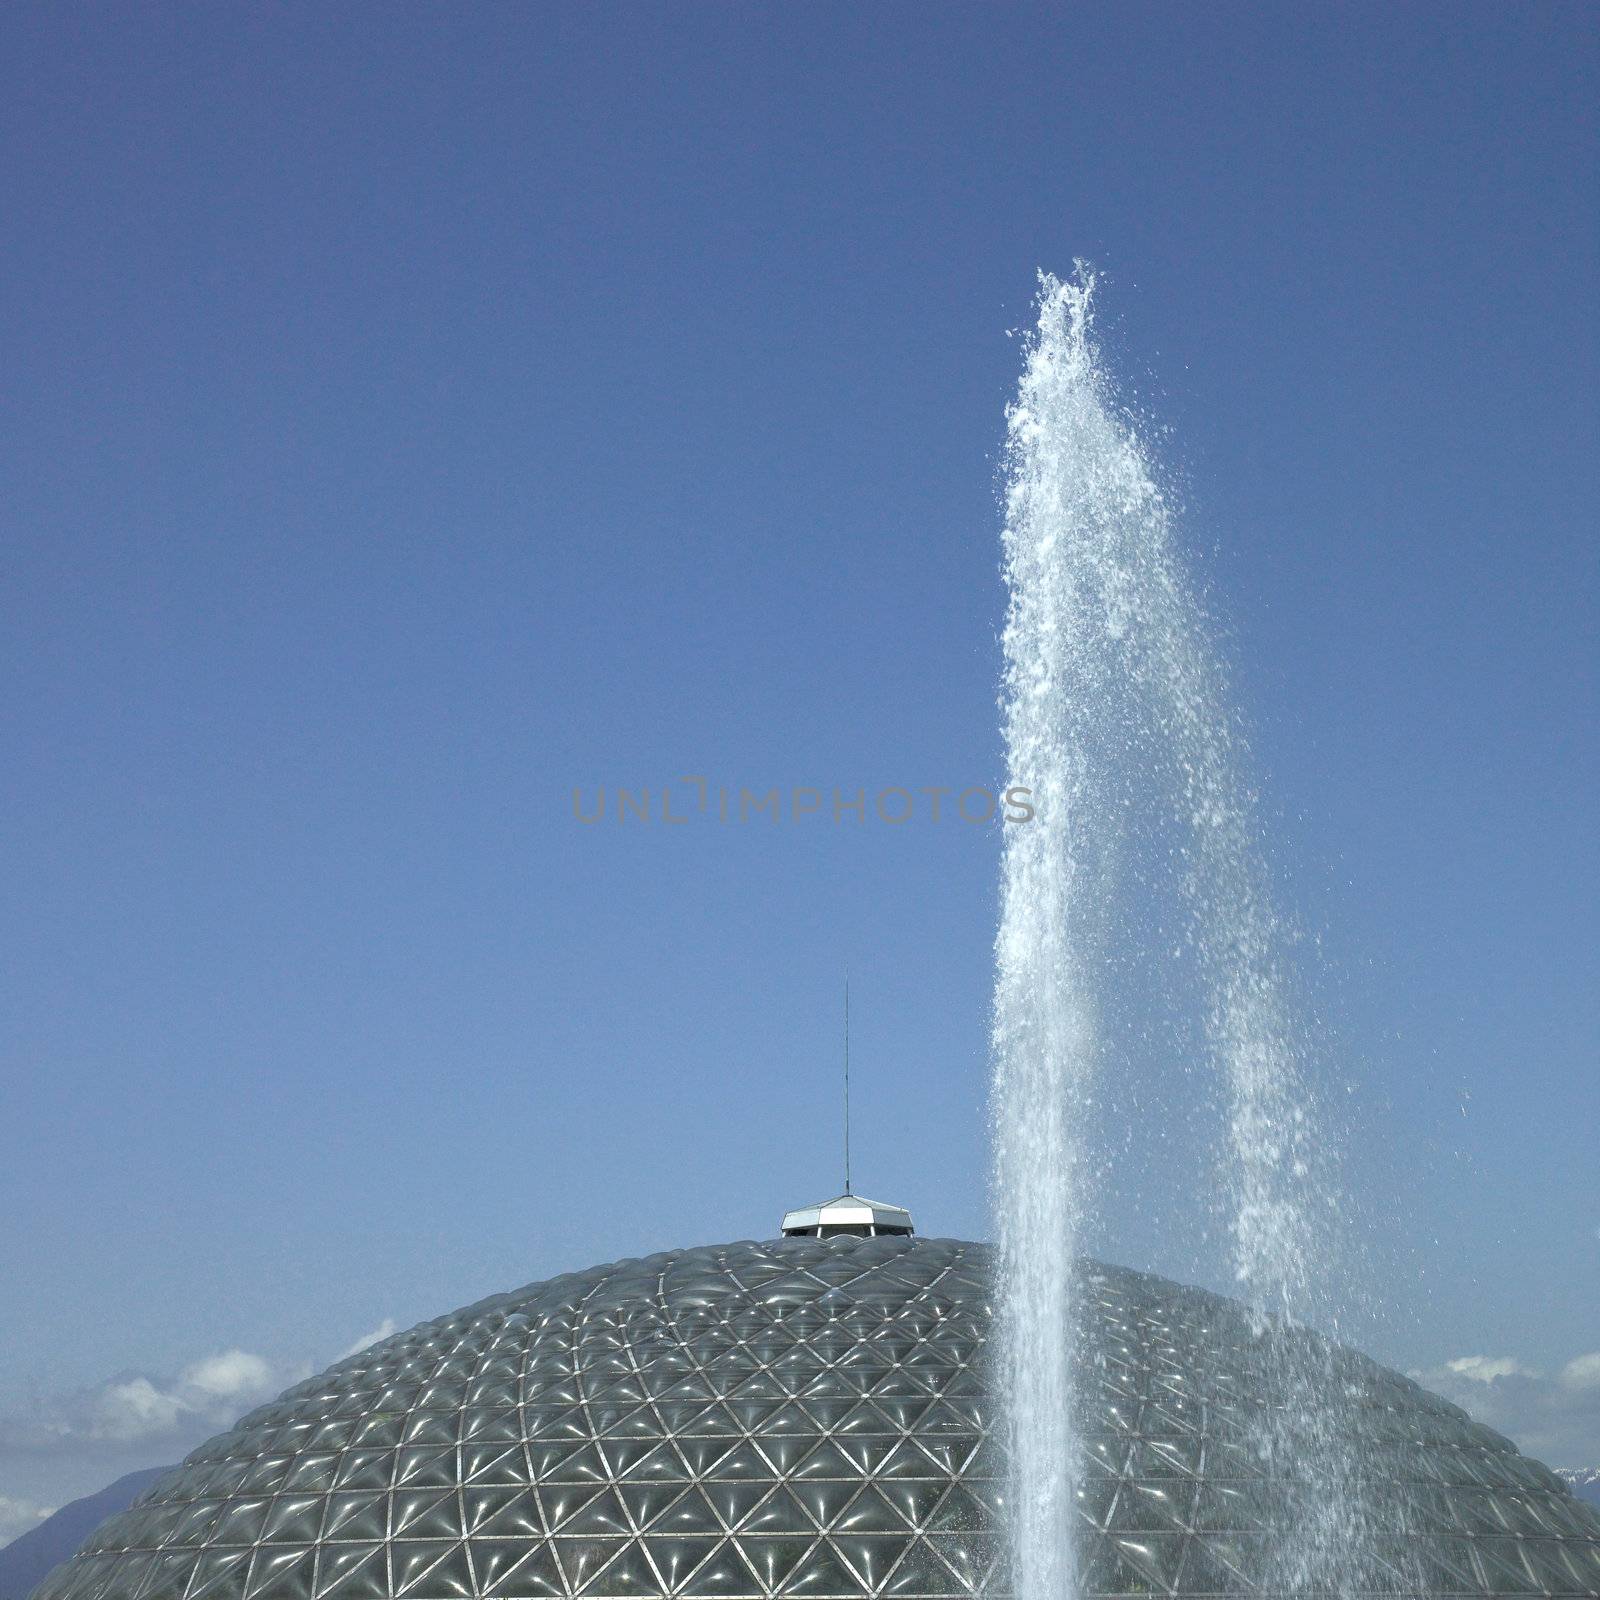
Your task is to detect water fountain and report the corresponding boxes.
[991,270,1371,1597]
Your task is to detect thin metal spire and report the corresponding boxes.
[843,977,851,1195]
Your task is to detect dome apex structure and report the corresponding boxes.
[35,1236,1600,1600]
[779,1195,914,1239]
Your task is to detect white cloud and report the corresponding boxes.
[1412,1350,1600,1469]
[0,1494,53,1543]
[181,1351,275,1402]
[89,1377,188,1443]
[0,1349,292,1456]
[336,1319,398,1363]
[1559,1352,1600,1391]
[1444,1355,1538,1383]
[0,1323,394,1547]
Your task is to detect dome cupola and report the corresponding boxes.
[779,1192,914,1238]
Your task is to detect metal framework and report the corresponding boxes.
[37,1235,1600,1599]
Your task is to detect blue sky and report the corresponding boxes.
[2,2,1596,1521]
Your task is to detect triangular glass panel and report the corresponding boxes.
[261,1497,324,1543]
[213,1500,271,1545]
[587,1542,661,1596]
[1083,1437,1130,1477]
[391,1541,462,1597]
[461,1443,525,1485]
[171,1501,224,1544]
[617,1481,687,1532]
[245,1547,317,1600]
[524,1381,582,1409]
[909,1436,978,1475]
[467,1540,545,1597]
[392,1448,457,1489]
[875,1479,951,1530]
[422,1541,477,1598]
[460,1485,523,1535]
[795,1371,863,1402]
[833,1435,904,1475]
[320,1493,387,1542]
[935,1397,988,1430]
[743,1488,818,1535]
[835,1533,912,1590]
[883,1538,958,1596]
[835,1487,912,1534]
[140,1551,197,1600]
[585,1375,648,1407]
[877,1441,945,1481]
[538,1443,609,1484]
[1471,1537,1534,1590]
[863,1370,937,1401]
[401,1412,457,1446]
[237,1457,292,1496]
[760,1404,822,1436]
[677,1540,759,1596]
[539,1483,602,1531]
[777,1539,865,1596]
[1142,1437,1203,1477]
[312,1544,386,1600]
[755,1434,813,1476]
[651,1487,726,1537]
[522,1406,588,1439]
[1191,1482,1259,1531]
[90,1553,151,1600]
[791,1478,859,1529]
[1195,1532,1268,1586]
[738,1536,817,1591]
[871,1398,932,1431]
[554,1537,625,1593]
[728,1374,788,1403]
[473,1488,543,1538]
[620,1441,692,1481]
[1110,1481,1193,1533]
[596,1404,660,1439]
[915,1401,975,1436]
[1172,1540,1247,1594]
[563,1486,630,1536]
[1141,1402,1197,1439]
[788,1439,859,1481]
[925,1484,987,1534]
[671,1404,735,1438]
[654,1378,715,1406]
[1406,1541,1487,1589]
[641,1536,722,1593]
[464,1380,520,1410]
[798,1399,854,1430]
[1111,1532,1185,1586]
[925,1533,997,1592]
[477,1543,565,1600]
[702,1481,769,1532]
[1542,1542,1600,1593]
[186,1550,252,1600]
[1079,1537,1168,1595]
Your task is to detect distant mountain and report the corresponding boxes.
[1556,1466,1600,1510]
[0,1468,171,1600]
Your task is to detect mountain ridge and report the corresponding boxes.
[0,1468,171,1600]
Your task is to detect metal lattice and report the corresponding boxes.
[34,1237,1600,1599]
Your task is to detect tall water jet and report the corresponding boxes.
[992,270,1368,1596]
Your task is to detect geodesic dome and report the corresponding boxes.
[35,1236,1600,1600]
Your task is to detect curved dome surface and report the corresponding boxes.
[37,1237,1600,1600]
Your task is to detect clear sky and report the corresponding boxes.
[2,2,1596,1524]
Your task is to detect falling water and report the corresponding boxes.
[991,270,1367,1598]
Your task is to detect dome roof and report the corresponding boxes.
[36,1237,1600,1600]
